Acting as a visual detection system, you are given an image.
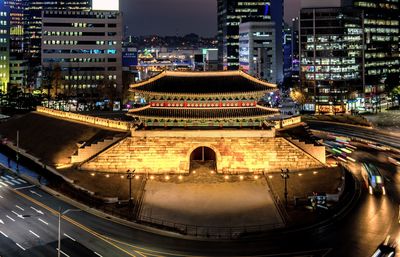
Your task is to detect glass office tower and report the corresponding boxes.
[217,0,271,70]
[300,7,364,113]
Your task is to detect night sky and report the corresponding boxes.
[121,0,301,37]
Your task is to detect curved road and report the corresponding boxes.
[1,123,400,257]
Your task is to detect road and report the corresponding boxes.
[0,124,400,257]
[307,120,400,149]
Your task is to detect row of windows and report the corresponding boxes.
[43,40,117,45]
[43,49,117,54]
[44,58,117,63]
[64,75,117,80]
[43,22,117,28]
[43,31,116,37]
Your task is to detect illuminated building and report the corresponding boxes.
[217,0,271,70]
[24,0,92,68]
[0,2,10,93]
[4,0,25,58]
[9,59,27,88]
[299,7,364,113]
[271,0,284,83]
[342,0,400,110]
[239,21,277,82]
[283,24,292,80]
[41,10,123,97]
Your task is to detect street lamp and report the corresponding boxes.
[126,169,135,209]
[58,208,80,257]
[280,169,290,208]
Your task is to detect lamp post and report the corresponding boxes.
[281,169,290,208]
[58,208,80,257]
[127,169,135,209]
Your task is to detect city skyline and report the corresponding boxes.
[121,0,300,37]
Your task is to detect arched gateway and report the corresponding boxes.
[190,146,217,172]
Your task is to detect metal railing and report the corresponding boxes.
[137,215,284,239]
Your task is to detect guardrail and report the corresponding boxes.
[137,215,284,239]
[36,106,131,131]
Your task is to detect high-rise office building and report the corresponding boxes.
[299,7,364,113]
[271,0,284,83]
[4,0,25,58]
[41,10,123,98]
[0,2,10,93]
[217,0,271,70]
[341,0,400,109]
[239,21,277,82]
[283,23,292,81]
[24,0,92,68]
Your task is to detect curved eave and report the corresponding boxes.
[128,105,279,121]
[129,70,277,91]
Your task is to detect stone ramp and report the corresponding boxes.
[0,112,121,165]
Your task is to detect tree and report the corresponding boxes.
[290,87,307,106]
[385,73,400,107]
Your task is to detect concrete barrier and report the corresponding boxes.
[36,106,131,131]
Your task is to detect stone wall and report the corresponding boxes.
[81,133,324,174]
[37,106,131,131]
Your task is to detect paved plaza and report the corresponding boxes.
[139,165,284,229]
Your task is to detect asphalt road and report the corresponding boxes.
[307,120,400,149]
[1,125,400,256]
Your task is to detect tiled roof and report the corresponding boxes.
[129,106,278,119]
[130,71,276,95]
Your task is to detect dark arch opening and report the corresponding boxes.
[189,146,217,173]
[190,146,216,161]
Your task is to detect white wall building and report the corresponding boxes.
[41,10,123,97]
[239,22,277,83]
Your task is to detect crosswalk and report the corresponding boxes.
[0,175,27,187]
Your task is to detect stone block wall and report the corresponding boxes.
[36,106,131,131]
[81,135,324,174]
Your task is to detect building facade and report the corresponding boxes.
[9,59,27,88]
[342,0,400,110]
[24,0,92,68]
[283,24,292,81]
[299,7,364,113]
[217,0,271,70]
[239,22,277,83]
[41,10,123,98]
[4,0,25,59]
[0,2,10,93]
[271,0,284,83]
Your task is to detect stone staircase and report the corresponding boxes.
[71,135,125,164]
[286,138,326,164]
